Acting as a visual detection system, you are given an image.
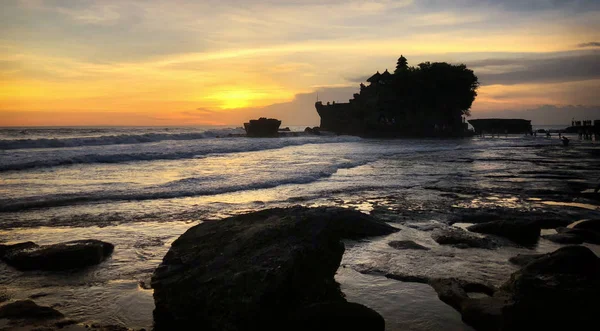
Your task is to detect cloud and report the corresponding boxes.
[419,0,600,13]
[162,86,358,127]
[579,42,600,47]
[472,52,600,85]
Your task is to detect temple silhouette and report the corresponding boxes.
[316,56,479,137]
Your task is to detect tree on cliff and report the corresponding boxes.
[412,61,479,117]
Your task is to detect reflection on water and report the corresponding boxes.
[336,267,474,331]
[1,135,600,329]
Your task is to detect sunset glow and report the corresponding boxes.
[1,0,599,126]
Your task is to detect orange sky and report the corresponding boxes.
[1,0,599,126]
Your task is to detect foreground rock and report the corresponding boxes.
[0,300,63,320]
[541,232,584,244]
[508,253,544,266]
[0,300,142,330]
[429,246,600,330]
[431,227,496,249]
[388,240,430,250]
[2,239,114,271]
[151,206,398,331]
[287,302,385,331]
[467,220,540,245]
[0,241,37,258]
[568,218,600,232]
[543,226,600,245]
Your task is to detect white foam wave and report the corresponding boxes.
[0,159,369,212]
[0,135,363,172]
[0,128,245,150]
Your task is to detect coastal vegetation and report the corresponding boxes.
[316,55,479,136]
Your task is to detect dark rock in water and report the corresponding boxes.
[0,290,8,303]
[431,227,496,249]
[2,239,114,271]
[388,240,430,250]
[287,301,385,331]
[499,246,600,330]
[151,206,396,331]
[549,227,600,244]
[508,253,545,266]
[569,218,600,232]
[467,220,540,245]
[243,118,281,137]
[0,300,64,320]
[0,241,37,258]
[542,233,584,244]
[385,273,429,284]
[304,126,321,135]
[431,246,600,330]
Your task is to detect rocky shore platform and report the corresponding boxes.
[150,206,398,331]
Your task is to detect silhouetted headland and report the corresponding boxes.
[316,55,479,137]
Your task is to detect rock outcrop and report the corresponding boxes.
[151,206,398,331]
[543,226,600,245]
[2,239,114,271]
[388,240,430,250]
[507,253,544,266]
[568,218,600,232]
[467,220,540,245]
[0,241,37,258]
[0,300,63,320]
[541,232,583,244]
[287,302,385,331]
[430,246,600,330]
[431,227,496,249]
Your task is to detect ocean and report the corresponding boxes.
[1,126,599,330]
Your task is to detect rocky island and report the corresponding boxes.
[243,117,282,137]
[316,56,479,137]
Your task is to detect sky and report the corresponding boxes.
[1,0,599,126]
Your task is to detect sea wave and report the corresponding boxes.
[0,159,369,212]
[0,128,245,150]
[0,136,363,172]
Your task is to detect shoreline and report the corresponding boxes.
[1,134,599,330]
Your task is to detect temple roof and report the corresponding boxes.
[366,71,381,83]
[380,69,392,80]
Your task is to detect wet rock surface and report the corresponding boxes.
[1,239,114,271]
[0,299,148,330]
[151,206,397,331]
[287,301,385,331]
[0,242,37,258]
[422,246,600,331]
[569,218,600,232]
[549,226,600,244]
[467,220,540,245]
[431,227,496,249]
[542,233,584,244]
[0,300,64,320]
[508,253,544,266]
[388,240,430,250]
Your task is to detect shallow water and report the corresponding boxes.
[1,127,600,330]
